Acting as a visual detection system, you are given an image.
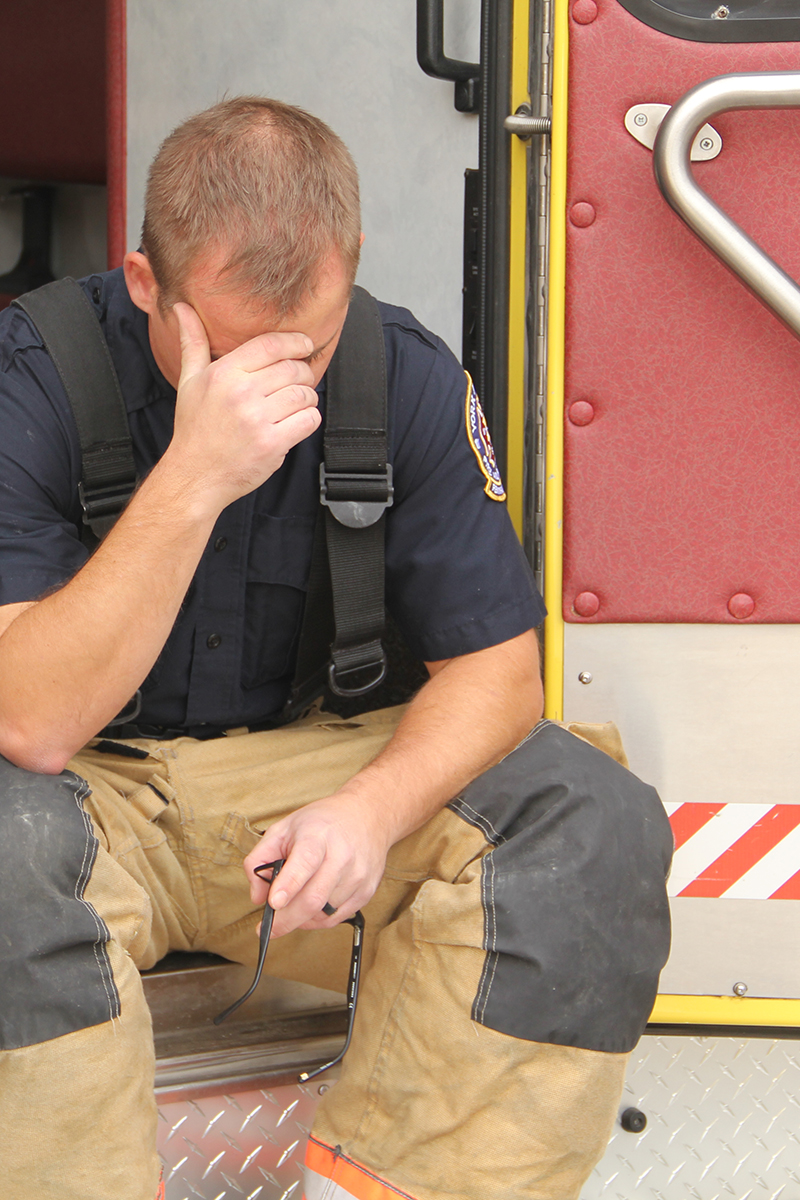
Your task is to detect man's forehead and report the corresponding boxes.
[182,252,350,347]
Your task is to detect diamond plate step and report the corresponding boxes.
[149,962,800,1200]
[582,1035,800,1200]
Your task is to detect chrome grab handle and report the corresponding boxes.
[653,72,800,339]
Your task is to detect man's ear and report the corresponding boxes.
[123,251,160,315]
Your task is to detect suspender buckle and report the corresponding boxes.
[319,463,394,529]
[78,479,136,525]
[328,644,388,697]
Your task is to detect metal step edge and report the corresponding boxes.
[155,1032,346,1096]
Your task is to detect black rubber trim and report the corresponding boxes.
[647,1023,800,1039]
[615,0,800,44]
[476,0,513,469]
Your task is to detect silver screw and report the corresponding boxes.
[699,137,714,151]
[578,671,593,685]
[712,4,729,16]
[633,113,647,127]
[733,981,748,997]
[318,1084,330,1095]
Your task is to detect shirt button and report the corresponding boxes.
[214,537,228,552]
[207,633,222,649]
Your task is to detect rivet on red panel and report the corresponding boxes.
[574,591,600,618]
[572,0,598,23]
[728,593,755,619]
[568,400,595,426]
[569,202,596,228]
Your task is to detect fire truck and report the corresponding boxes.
[2,0,799,1196]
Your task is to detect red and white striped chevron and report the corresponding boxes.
[664,802,800,900]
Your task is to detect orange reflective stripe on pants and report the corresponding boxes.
[305,1137,417,1200]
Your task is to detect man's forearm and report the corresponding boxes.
[246,628,544,931]
[0,459,219,774]
[338,628,544,846]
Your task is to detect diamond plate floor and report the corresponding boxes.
[158,1076,335,1200]
[581,1036,800,1200]
[157,1034,800,1199]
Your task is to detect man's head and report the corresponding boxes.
[139,95,362,314]
[124,97,362,388]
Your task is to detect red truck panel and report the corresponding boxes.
[565,0,800,622]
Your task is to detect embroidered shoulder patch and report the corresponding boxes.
[464,373,506,501]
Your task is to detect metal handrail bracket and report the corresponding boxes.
[653,72,800,339]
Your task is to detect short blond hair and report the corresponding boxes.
[141,96,361,314]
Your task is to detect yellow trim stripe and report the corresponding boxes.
[652,994,800,1028]
[543,0,569,719]
[506,0,532,538]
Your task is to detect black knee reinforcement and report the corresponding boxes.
[0,757,119,1049]
[450,720,674,1053]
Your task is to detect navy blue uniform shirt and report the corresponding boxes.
[0,269,545,729]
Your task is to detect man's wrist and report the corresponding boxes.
[330,774,412,850]
[140,451,226,531]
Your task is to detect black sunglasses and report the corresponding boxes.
[213,859,364,1083]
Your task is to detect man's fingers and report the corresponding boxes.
[269,402,322,449]
[175,302,211,382]
[225,330,314,373]
[270,872,356,937]
[246,833,329,910]
[244,354,315,400]
[268,847,331,911]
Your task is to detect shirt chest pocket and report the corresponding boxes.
[243,511,317,689]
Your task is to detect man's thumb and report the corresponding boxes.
[174,302,211,382]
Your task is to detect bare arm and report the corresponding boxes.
[245,627,543,936]
[0,305,321,774]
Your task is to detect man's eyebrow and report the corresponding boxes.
[303,329,339,363]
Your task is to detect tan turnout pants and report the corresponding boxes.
[0,707,635,1200]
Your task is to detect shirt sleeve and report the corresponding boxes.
[382,310,546,662]
[0,315,88,606]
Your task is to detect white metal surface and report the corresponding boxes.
[582,1034,800,1200]
[563,623,800,809]
[564,624,800,999]
[661,897,800,999]
[126,0,480,357]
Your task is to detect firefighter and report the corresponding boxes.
[0,97,672,1200]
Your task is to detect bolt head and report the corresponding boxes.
[712,4,730,16]
[733,981,748,997]
[700,137,713,150]
[318,1083,330,1094]
[634,112,647,127]
[621,1107,648,1133]
[578,670,593,685]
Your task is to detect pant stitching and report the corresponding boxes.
[473,851,498,1023]
[157,753,211,944]
[71,779,121,1022]
[448,797,506,845]
[352,919,425,1148]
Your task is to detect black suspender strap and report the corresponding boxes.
[285,285,393,716]
[321,286,393,697]
[13,277,137,545]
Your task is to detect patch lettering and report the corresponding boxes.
[465,373,506,501]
